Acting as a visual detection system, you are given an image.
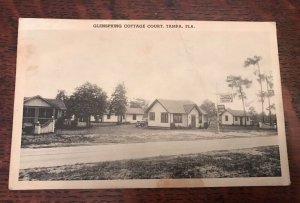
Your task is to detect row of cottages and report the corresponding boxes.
[92,106,144,123]
[146,99,207,128]
[220,109,252,126]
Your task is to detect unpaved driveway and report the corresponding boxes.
[20,136,278,169]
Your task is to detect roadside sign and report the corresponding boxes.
[219,94,233,103]
[227,76,234,81]
[217,105,225,113]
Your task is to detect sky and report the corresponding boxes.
[19,20,277,113]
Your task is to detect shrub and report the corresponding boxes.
[55,117,65,129]
[71,120,78,127]
[170,123,176,129]
[23,126,34,134]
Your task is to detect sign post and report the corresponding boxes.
[219,94,233,103]
[216,94,220,134]
[216,90,233,134]
[217,105,225,113]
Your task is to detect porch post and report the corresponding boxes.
[34,107,39,122]
[34,121,41,134]
[51,116,55,132]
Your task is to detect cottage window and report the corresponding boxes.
[23,107,35,118]
[235,116,238,121]
[149,112,155,120]
[133,114,136,120]
[39,108,53,118]
[107,114,111,119]
[173,114,182,123]
[161,113,168,123]
[225,115,228,121]
[246,117,249,121]
[199,114,202,123]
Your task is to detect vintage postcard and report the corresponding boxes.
[9,19,290,189]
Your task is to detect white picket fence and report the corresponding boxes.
[34,118,55,134]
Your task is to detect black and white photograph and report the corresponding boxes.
[9,19,290,189]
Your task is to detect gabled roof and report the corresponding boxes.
[46,98,67,110]
[183,104,196,114]
[197,106,207,115]
[24,95,67,110]
[126,106,144,115]
[198,106,207,115]
[104,110,115,115]
[104,106,144,115]
[223,109,250,117]
[147,99,204,114]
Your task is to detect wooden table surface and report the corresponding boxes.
[1,1,300,202]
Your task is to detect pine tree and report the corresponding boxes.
[244,56,265,122]
[226,75,252,126]
[110,83,127,123]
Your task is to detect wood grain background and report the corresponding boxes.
[0,0,300,202]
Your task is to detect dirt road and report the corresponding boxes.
[20,136,278,169]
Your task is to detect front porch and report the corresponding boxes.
[23,106,59,126]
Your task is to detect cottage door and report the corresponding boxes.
[240,117,243,126]
[191,115,196,128]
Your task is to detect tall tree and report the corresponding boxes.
[244,55,265,122]
[68,82,107,126]
[226,75,252,126]
[248,106,258,124]
[56,89,68,101]
[110,83,127,123]
[200,99,217,127]
[248,106,256,114]
[265,73,275,125]
[55,89,72,118]
[130,98,149,111]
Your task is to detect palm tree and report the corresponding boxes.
[226,75,252,126]
[244,56,265,122]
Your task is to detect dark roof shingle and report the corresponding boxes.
[24,95,67,110]
[225,109,250,116]
[158,99,194,113]
[126,106,144,115]
[148,99,206,114]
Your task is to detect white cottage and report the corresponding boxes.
[124,106,144,123]
[221,109,252,126]
[23,95,67,126]
[102,112,119,123]
[100,106,144,123]
[146,99,207,128]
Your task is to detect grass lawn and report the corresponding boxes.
[19,145,281,180]
[21,124,278,148]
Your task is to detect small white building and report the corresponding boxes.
[146,99,207,128]
[124,106,144,123]
[221,109,252,126]
[94,106,144,123]
[102,112,119,123]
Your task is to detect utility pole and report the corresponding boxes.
[216,83,220,134]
